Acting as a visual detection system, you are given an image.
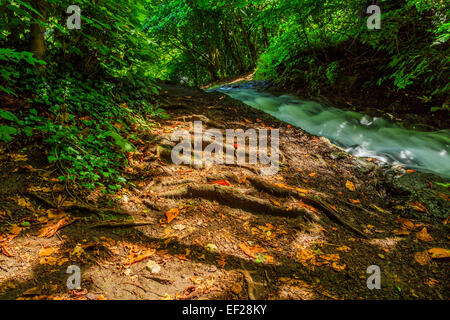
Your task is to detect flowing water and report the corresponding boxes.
[212,87,450,178]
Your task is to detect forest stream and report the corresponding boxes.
[212,87,450,179]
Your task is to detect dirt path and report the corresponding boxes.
[0,84,448,300]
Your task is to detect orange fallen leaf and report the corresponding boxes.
[238,243,267,259]
[393,229,410,236]
[39,247,59,257]
[414,251,431,266]
[175,254,188,261]
[345,180,356,192]
[9,225,22,235]
[319,254,340,263]
[424,278,439,287]
[295,247,316,268]
[238,176,247,184]
[349,199,360,204]
[437,193,450,201]
[406,170,417,173]
[331,262,346,271]
[274,183,294,190]
[263,255,274,264]
[329,205,338,212]
[309,173,317,177]
[298,200,318,213]
[428,248,450,260]
[270,199,281,206]
[211,180,231,187]
[296,188,309,194]
[165,208,179,223]
[408,201,429,213]
[38,217,76,238]
[123,248,156,266]
[396,218,415,230]
[416,228,434,242]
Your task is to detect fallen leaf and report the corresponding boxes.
[9,225,22,235]
[39,247,59,257]
[408,201,429,213]
[424,278,439,287]
[238,243,267,259]
[238,176,247,184]
[17,198,34,211]
[414,251,431,266]
[349,199,360,204]
[211,180,231,187]
[337,246,351,253]
[437,193,450,201]
[428,248,450,260]
[393,229,410,236]
[416,228,434,242]
[263,254,274,264]
[123,247,156,266]
[71,243,85,259]
[298,200,318,213]
[38,217,76,238]
[270,199,281,206]
[331,262,346,271]
[345,180,356,192]
[296,188,309,194]
[319,254,340,263]
[27,186,52,193]
[39,256,68,266]
[396,218,415,230]
[165,208,179,223]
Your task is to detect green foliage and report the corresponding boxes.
[254,0,449,107]
[0,0,165,191]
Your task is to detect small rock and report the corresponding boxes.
[173,224,186,231]
[146,260,161,274]
[206,243,218,253]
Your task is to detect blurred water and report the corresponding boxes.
[214,88,450,178]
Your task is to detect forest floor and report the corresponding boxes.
[0,84,449,300]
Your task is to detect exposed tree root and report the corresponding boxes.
[175,114,226,129]
[87,221,154,229]
[142,199,163,212]
[240,262,256,300]
[158,184,318,222]
[26,192,128,217]
[245,176,367,238]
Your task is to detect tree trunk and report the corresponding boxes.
[221,23,245,74]
[30,0,46,60]
[233,9,257,66]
